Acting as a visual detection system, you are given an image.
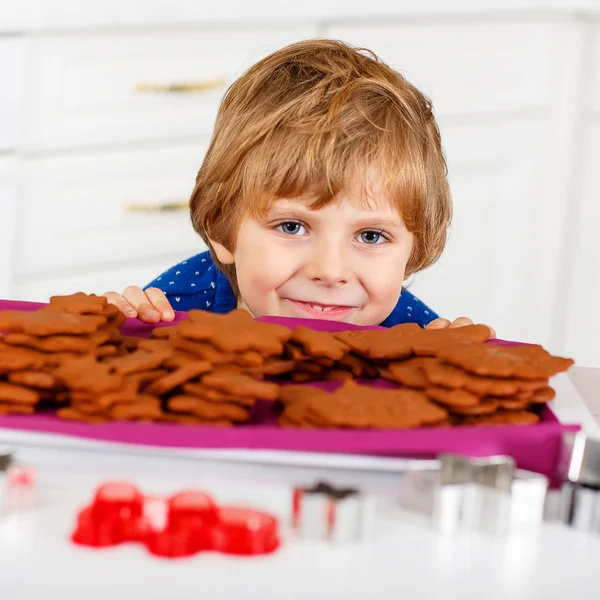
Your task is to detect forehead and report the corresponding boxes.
[266,170,403,220]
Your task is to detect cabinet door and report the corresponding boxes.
[0,158,18,298]
[0,38,23,151]
[562,124,600,366]
[17,143,208,276]
[23,26,316,151]
[326,21,580,349]
[562,25,600,367]
[14,260,178,303]
[406,121,554,346]
[327,21,556,118]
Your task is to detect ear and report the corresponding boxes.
[209,238,235,265]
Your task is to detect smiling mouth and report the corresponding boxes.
[285,299,357,319]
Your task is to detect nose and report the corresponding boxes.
[304,238,352,287]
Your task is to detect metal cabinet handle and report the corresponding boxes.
[126,202,189,213]
[134,79,227,94]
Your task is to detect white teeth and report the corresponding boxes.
[309,304,335,312]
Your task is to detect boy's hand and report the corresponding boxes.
[426,316,496,339]
[103,287,175,323]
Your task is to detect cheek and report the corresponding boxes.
[233,226,297,293]
[358,244,412,302]
[366,262,405,298]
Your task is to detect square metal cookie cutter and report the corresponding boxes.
[292,481,376,542]
[400,453,548,535]
[558,431,600,533]
[0,446,14,516]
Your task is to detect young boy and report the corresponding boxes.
[104,39,493,336]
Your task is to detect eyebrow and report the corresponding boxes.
[265,203,406,230]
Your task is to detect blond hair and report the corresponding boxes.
[190,39,452,296]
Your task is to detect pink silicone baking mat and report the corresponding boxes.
[0,300,579,477]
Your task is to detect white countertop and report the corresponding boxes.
[569,366,600,421]
[2,0,600,33]
[0,445,596,600]
[0,368,598,599]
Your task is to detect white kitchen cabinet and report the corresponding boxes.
[562,122,600,366]
[326,21,557,118]
[0,37,23,151]
[16,143,208,277]
[561,25,600,367]
[0,158,18,298]
[13,257,187,302]
[406,121,552,345]
[326,20,582,351]
[22,27,316,151]
[0,5,597,364]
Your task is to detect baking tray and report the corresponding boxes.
[0,300,581,477]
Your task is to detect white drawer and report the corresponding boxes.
[0,158,18,298]
[17,143,208,275]
[589,25,600,114]
[408,121,558,349]
[563,123,600,366]
[0,37,23,151]
[22,26,316,151]
[13,258,186,303]
[326,21,559,117]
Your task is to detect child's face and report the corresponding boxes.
[212,178,414,326]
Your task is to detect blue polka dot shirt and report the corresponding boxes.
[145,250,439,327]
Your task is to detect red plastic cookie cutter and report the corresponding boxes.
[5,465,37,510]
[71,482,280,558]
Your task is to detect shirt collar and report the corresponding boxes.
[213,266,237,313]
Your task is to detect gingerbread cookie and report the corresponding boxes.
[424,386,481,408]
[385,357,431,389]
[305,381,448,429]
[168,395,250,422]
[290,326,350,361]
[57,407,107,423]
[438,343,573,380]
[7,370,57,390]
[0,346,46,372]
[421,358,549,397]
[182,383,256,407]
[49,292,107,315]
[0,381,40,405]
[0,310,107,336]
[459,410,540,426]
[200,372,279,401]
[144,361,212,396]
[449,397,500,415]
[0,403,36,415]
[182,309,291,355]
[109,396,163,421]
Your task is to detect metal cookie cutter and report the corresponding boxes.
[558,431,600,533]
[401,453,548,535]
[0,447,37,512]
[0,446,15,516]
[292,482,376,542]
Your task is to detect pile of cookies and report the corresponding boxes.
[0,292,574,428]
[0,294,124,417]
[0,296,288,425]
[278,325,573,428]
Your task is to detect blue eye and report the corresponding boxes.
[277,221,306,236]
[359,230,386,244]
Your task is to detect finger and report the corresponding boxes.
[145,287,175,321]
[103,292,138,318]
[448,317,474,329]
[425,318,451,330]
[122,286,161,323]
[484,325,497,339]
